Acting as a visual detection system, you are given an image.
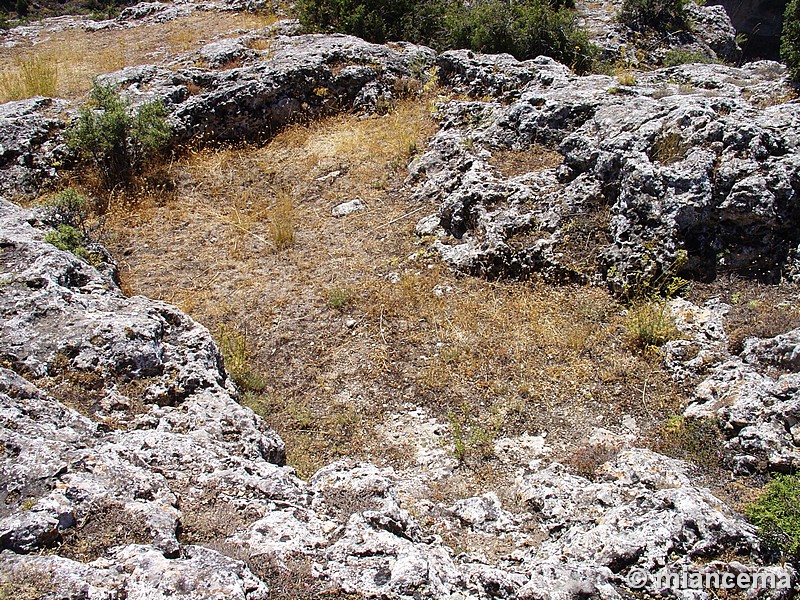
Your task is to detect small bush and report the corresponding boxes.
[618,0,687,32]
[40,188,90,230]
[626,300,679,350]
[327,287,354,310]
[445,0,596,72]
[217,324,267,393]
[40,189,103,264]
[781,0,800,80]
[67,82,170,188]
[746,474,800,559]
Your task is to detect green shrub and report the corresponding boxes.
[298,0,596,73]
[618,0,687,32]
[746,474,800,559]
[327,287,354,310]
[45,225,97,263]
[445,0,596,72]
[67,82,170,188]
[41,188,89,231]
[40,189,103,264]
[781,0,800,80]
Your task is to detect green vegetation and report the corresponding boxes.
[618,0,687,32]
[41,189,103,264]
[746,474,800,559]
[327,287,355,310]
[781,0,800,80]
[67,82,171,188]
[445,0,595,73]
[298,0,597,73]
[448,409,500,466]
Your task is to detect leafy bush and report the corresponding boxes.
[445,0,595,72]
[618,0,687,32]
[298,0,596,73]
[746,474,800,559]
[67,82,170,188]
[781,0,800,80]
[40,188,89,230]
[40,189,103,264]
[297,0,446,45]
[45,225,96,262]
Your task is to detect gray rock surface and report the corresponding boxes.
[686,328,800,474]
[411,55,799,289]
[0,98,70,197]
[575,0,740,65]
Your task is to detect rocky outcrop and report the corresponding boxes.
[413,54,800,289]
[0,32,435,196]
[576,0,741,65]
[0,98,71,198]
[0,197,791,598]
[685,327,800,474]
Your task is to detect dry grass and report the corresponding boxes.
[103,95,687,487]
[56,501,151,561]
[0,565,54,600]
[0,11,276,101]
[487,144,562,178]
[0,56,58,100]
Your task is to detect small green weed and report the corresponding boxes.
[746,474,800,559]
[448,409,500,467]
[327,287,354,310]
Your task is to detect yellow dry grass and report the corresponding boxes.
[101,95,687,486]
[0,11,276,101]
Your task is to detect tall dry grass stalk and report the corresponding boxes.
[0,56,58,101]
[269,189,295,250]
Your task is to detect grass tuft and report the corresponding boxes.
[0,56,57,101]
[269,189,295,251]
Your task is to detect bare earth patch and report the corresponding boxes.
[100,96,689,501]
